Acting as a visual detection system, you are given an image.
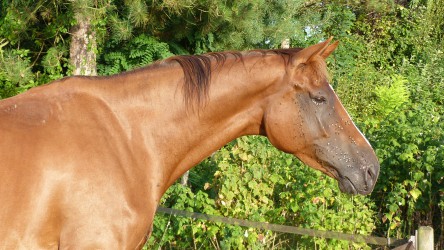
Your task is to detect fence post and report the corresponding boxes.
[417,226,434,250]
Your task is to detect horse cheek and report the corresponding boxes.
[264,102,301,154]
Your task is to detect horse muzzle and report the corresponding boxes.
[331,162,379,195]
[314,143,380,195]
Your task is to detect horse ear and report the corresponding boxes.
[293,37,337,65]
[319,40,339,59]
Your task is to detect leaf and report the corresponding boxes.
[285,158,293,166]
[290,202,299,213]
[409,188,421,201]
[260,196,269,204]
[323,188,333,197]
[239,152,249,161]
[252,168,262,179]
[390,222,399,230]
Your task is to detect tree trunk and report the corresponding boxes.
[70,17,97,76]
[181,171,189,186]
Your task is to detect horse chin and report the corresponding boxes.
[337,177,372,195]
[322,163,361,195]
[337,177,358,195]
[319,163,358,195]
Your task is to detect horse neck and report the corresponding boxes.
[146,54,288,187]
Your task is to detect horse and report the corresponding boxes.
[0,38,379,249]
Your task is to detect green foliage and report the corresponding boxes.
[146,184,220,249]
[328,3,444,244]
[97,34,173,75]
[41,46,69,81]
[322,3,356,38]
[109,0,310,53]
[370,98,443,238]
[361,43,444,240]
[0,49,36,98]
[0,0,73,53]
[425,0,444,40]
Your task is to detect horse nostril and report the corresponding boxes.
[370,164,379,179]
[367,167,373,180]
[365,164,378,187]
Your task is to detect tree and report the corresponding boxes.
[69,0,100,76]
[108,0,315,53]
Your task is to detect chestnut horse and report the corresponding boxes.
[0,38,379,249]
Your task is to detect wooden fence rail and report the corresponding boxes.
[156,206,411,247]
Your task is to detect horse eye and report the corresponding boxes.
[312,96,327,105]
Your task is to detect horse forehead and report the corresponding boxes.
[294,71,329,88]
[302,78,331,92]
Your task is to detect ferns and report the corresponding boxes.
[97,34,173,75]
[374,74,410,117]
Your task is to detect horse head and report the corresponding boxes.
[263,38,379,195]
